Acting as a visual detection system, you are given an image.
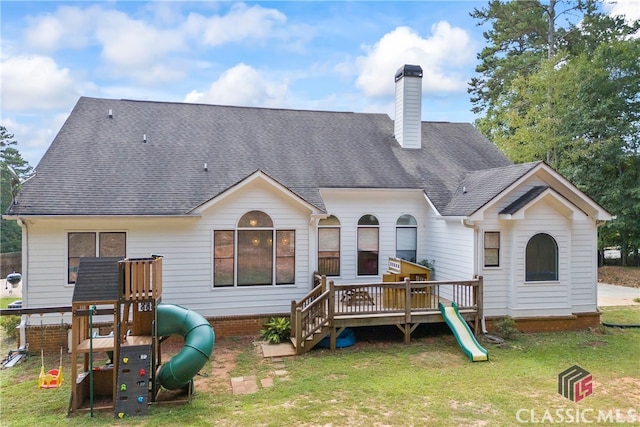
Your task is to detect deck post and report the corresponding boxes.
[329,280,336,350]
[476,276,483,335]
[404,278,411,344]
[295,307,302,353]
[290,300,297,339]
[321,275,327,292]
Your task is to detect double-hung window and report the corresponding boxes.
[67,232,126,284]
[318,215,340,276]
[396,214,417,263]
[357,214,379,276]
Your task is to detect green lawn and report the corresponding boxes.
[0,297,21,309]
[0,307,639,426]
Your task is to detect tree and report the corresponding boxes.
[1,126,33,253]
[470,0,603,142]
[470,0,640,265]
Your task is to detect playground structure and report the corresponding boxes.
[439,302,488,362]
[68,256,215,417]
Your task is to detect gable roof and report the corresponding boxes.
[499,185,549,215]
[8,97,514,217]
[441,162,542,216]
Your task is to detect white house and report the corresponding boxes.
[6,65,611,338]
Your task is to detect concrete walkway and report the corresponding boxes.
[598,282,640,306]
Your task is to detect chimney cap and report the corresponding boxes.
[395,64,423,82]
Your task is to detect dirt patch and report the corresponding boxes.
[410,350,465,368]
[160,336,256,395]
[598,266,640,288]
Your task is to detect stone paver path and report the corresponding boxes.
[231,356,291,394]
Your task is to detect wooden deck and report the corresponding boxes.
[291,275,483,354]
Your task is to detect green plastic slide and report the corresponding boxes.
[439,302,488,362]
[156,303,215,390]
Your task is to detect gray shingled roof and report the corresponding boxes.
[500,185,549,215]
[442,162,542,216]
[8,97,516,217]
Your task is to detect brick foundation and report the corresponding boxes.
[209,313,288,338]
[22,314,288,353]
[485,312,601,333]
[24,311,600,353]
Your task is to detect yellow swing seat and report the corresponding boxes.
[39,365,63,389]
[38,346,64,389]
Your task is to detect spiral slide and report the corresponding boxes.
[439,302,488,362]
[156,303,215,390]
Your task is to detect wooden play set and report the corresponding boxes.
[67,255,215,417]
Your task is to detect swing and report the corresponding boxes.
[38,320,64,389]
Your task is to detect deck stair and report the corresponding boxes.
[291,268,483,355]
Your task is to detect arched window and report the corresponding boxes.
[396,214,417,263]
[357,214,379,276]
[213,210,295,287]
[525,233,558,281]
[318,215,340,276]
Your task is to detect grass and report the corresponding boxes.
[0,297,21,309]
[1,307,639,426]
[600,305,640,325]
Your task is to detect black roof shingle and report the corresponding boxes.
[8,97,521,217]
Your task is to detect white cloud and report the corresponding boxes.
[23,5,95,52]
[184,63,289,107]
[0,55,80,111]
[183,3,287,46]
[603,0,640,22]
[353,24,476,97]
[95,9,186,71]
[2,116,65,166]
[20,3,292,85]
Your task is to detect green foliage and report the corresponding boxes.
[1,126,32,253]
[0,315,20,340]
[260,317,291,344]
[471,1,640,265]
[495,316,518,340]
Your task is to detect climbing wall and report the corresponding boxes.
[114,345,151,418]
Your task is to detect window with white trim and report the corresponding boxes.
[396,214,417,263]
[525,233,558,281]
[318,215,340,276]
[484,231,500,267]
[357,214,379,276]
[213,211,295,287]
[67,232,126,284]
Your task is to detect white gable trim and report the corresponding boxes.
[499,188,584,220]
[189,170,320,215]
[469,162,611,221]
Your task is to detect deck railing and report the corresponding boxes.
[290,274,333,353]
[291,275,483,353]
[331,277,482,316]
[119,257,163,301]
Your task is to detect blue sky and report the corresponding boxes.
[1,1,638,166]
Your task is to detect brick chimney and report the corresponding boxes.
[394,64,423,149]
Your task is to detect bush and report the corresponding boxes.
[495,316,518,340]
[260,317,291,344]
[0,315,20,340]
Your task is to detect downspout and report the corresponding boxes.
[17,219,27,350]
